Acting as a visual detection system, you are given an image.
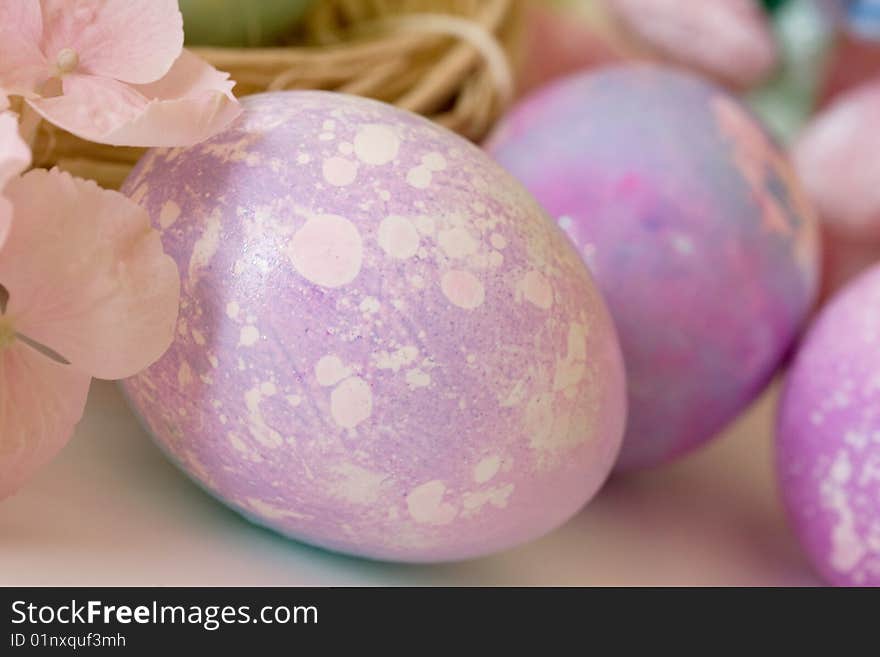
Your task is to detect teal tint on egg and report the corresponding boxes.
[179,0,315,47]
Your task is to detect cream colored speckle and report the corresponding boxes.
[159,200,181,229]
[438,227,479,259]
[354,124,400,165]
[191,329,206,346]
[553,322,588,392]
[226,301,240,319]
[822,450,868,574]
[228,432,257,459]
[441,270,485,309]
[422,152,447,171]
[490,233,507,249]
[329,463,387,505]
[244,386,283,448]
[488,251,504,268]
[330,376,373,429]
[297,153,311,165]
[177,361,193,388]
[405,368,431,389]
[315,355,351,387]
[374,346,419,372]
[519,270,554,310]
[378,215,420,259]
[406,165,432,189]
[462,484,515,514]
[188,208,222,282]
[287,214,363,288]
[322,157,358,186]
[474,455,501,484]
[406,480,457,525]
[239,325,260,347]
[414,215,435,235]
[260,381,277,396]
[359,296,380,314]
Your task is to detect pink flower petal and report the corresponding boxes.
[27,50,241,147]
[0,111,31,249]
[608,0,778,88]
[0,112,32,187]
[0,342,90,500]
[0,1,48,95]
[0,168,180,380]
[39,0,183,85]
[794,79,880,242]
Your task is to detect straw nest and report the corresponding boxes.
[28,0,524,189]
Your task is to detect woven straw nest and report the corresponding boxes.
[29,0,524,189]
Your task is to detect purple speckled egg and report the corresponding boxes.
[120,91,626,562]
[778,265,880,586]
[487,65,819,471]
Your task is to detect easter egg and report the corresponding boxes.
[120,91,626,562]
[487,66,819,471]
[179,0,314,47]
[777,265,880,586]
[794,78,880,297]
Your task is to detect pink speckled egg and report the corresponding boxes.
[778,265,880,586]
[120,91,626,562]
[487,66,819,471]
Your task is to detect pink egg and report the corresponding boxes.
[120,91,626,562]
[488,66,819,471]
[794,79,880,297]
[778,265,880,586]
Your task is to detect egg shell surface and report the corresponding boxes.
[121,91,626,562]
[777,265,880,586]
[487,65,819,471]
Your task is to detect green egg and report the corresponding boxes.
[179,0,315,47]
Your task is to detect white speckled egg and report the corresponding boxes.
[778,265,880,586]
[121,91,627,562]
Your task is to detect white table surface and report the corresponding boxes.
[0,379,820,586]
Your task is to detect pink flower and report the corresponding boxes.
[0,168,180,498]
[0,101,31,250]
[0,0,241,147]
